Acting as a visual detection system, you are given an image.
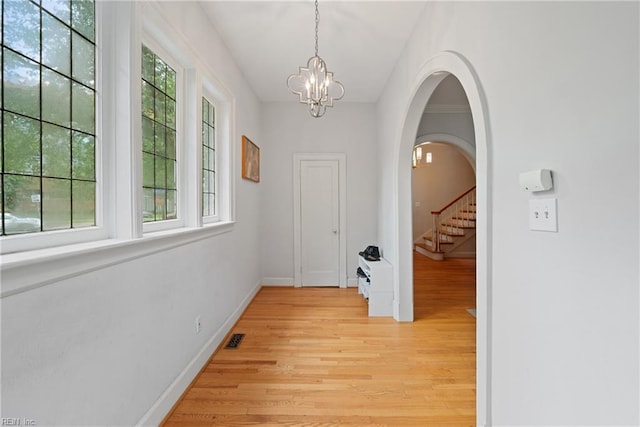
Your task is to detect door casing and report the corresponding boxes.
[293,153,347,288]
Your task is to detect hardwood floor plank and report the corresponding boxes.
[162,252,476,426]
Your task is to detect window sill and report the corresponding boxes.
[0,221,235,298]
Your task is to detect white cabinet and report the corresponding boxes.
[357,255,393,317]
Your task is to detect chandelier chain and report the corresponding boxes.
[314,0,319,56]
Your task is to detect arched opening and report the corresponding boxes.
[393,51,492,425]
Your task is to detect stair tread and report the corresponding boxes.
[424,238,454,245]
[415,243,445,254]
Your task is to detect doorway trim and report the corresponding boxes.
[395,51,492,425]
[293,153,347,288]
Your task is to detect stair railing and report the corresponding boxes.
[431,186,476,252]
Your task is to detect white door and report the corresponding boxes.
[299,159,340,286]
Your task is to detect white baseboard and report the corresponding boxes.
[261,277,294,286]
[347,277,358,288]
[136,281,262,426]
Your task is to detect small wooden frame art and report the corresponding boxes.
[241,135,260,182]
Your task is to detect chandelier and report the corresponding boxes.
[287,0,344,118]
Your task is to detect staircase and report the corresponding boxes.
[415,186,476,261]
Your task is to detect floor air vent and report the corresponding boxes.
[225,333,245,349]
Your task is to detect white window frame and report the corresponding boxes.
[201,93,219,223]
[0,0,107,255]
[139,22,187,233]
[1,1,236,297]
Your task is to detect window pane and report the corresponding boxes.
[71,0,94,42]
[71,82,94,134]
[42,0,71,25]
[42,123,71,178]
[208,194,215,216]
[142,117,154,152]
[141,81,154,119]
[166,159,175,191]
[154,124,165,156]
[166,190,176,219]
[142,153,155,188]
[42,177,71,230]
[165,132,175,160]
[72,32,94,88]
[202,127,209,149]
[154,189,166,220]
[42,68,71,127]
[202,97,216,218]
[4,113,41,175]
[3,0,41,62]
[72,180,95,227]
[202,100,208,128]
[71,131,94,180]
[0,112,3,168]
[2,0,95,238]
[143,188,154,222]
[210,148,216,171]
[166,98,175,130]
[154,57,166,93]
[42,12,71,75]
[208,171,215,194]
[4,49,40,119]
[154,157,166,189]
[166,68,176,100]
[3,174,41,235]
[154,90,165,125]
[142,45,154,85]
[142,47,177,223]
[202,167,208,193]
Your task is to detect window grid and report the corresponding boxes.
[141,44,177,223]
[1,0,96,236]
[202,97,215,217]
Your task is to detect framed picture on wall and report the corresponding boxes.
[242,135,260,182]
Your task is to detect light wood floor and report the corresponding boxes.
[162,252,476,426]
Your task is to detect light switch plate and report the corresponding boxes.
[529,198,558,232]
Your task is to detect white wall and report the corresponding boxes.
[1,2,263,425]
[377,1,639,425]
[260,102,378,285]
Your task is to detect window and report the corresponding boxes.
[141,44,177,223]
[1,0,96,236]
[202,97,216,218]
[0,1,234,259]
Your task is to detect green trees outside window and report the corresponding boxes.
[202,97,215,217]
[141,44,177,222]
[1,0,96,236]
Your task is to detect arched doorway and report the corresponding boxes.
[393,51,492,425]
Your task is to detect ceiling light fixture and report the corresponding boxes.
[287,0,344,118]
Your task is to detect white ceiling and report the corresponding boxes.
[200,1,427,103]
